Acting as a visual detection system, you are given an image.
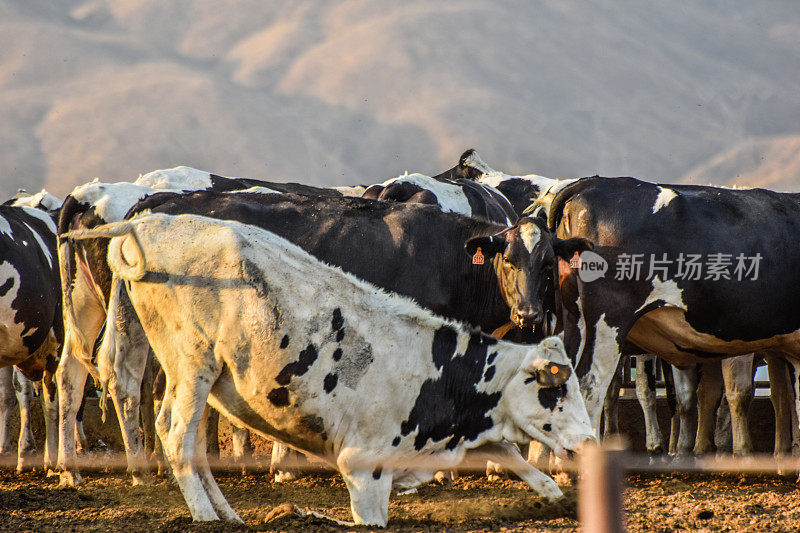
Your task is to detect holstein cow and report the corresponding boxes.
[70,213,594,526]
[431,149,574,218]
[54,166,349,486]
[0,190,63,471]
[125,190,592,480]
[545,176,800,450]
[440,153,770,460]
[362,172,517,225]
[55,167,421,486]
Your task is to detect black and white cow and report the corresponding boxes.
[431,149,574,218]
[545,176,800,445]
[362,171,517,225]
[0,190,63,472]
[70,212,594,526]
[127,190,591,480]
[55,166,299,486]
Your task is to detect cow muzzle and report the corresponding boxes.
[562,437,597,459]
[513,306,542,329]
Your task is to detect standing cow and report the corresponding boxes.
[0,190,63,472]
[71,212,595,526]
[55,167,300,486]
[545,176,800,451]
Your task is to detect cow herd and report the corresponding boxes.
[1,151,799,526]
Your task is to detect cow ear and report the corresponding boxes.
[528,361,572,387]
[465,235,506,259]
[553,237,593,260]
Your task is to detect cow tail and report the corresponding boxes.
[96,277,125,424]
[65,220,146,281]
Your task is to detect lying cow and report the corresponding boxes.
[0,190,63,471]
[545,176,800,449]
[71,212,594,526]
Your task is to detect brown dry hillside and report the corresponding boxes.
[1,1,800,198]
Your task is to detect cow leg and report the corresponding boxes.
[40,373,58,472]
[75,385,89,454]
[671,365,698,457]
[602,358,623,438]
[663,364,680,455]
[480,441,563,501]
[156,374,219,521]
[231,425,252,472]
[0,367,16,455]
[270,443,304,482]
[768,354,797,457]
[337,451,392,526]
[635,355,664,456]
[205,407,220,462]
[713,396,733,453]
[719,355,755,456]
[140,350,156,459]
[694,362,722,456]
[100,282,154,485]
[194,405,242,522]
[56,349,89,486]
[13,368,37,472]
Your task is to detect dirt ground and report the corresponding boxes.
[1,465,799,532]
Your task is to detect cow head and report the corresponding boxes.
[465,216,592,329]
[500,336,595,455]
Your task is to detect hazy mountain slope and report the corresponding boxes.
[1,0,799,198]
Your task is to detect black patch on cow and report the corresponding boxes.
[267,387,290,407]
[398,330,501,451]
[483,365,496,382]
[301,415,325,434]
[323,373,338,393]
[524,376,535,385]
[372,467,382,480]
[432,325,458,369]
[0,277,13,297]
[543,423,552,432]
[332,308,344,331]
[487,351,498,365]
[321,432,328,441]
[392,436,401,447]
[335,329,345,342]
[538,384,567,411]
[280,335,290,349]
[332,347,343,362]
[275,344,319,385]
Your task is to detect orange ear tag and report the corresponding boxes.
[472,247,485,265]
[550,365,559,375]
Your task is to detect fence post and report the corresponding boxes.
[578,445,626,533]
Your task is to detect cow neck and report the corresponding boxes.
[457,240,510,331]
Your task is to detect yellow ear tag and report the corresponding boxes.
[472,247,485,265]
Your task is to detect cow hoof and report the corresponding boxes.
[16,456,35,473]
[131,472,154,486]
[58,471,83,487]
[273,471,298,483]
[397,487,417,495]
[45,468,58,478]
[487,474,503,483]
[434,471,452,486]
